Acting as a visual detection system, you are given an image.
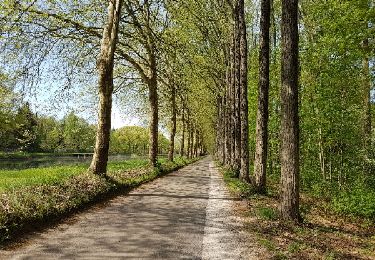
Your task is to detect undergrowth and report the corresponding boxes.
[218,163,375,259]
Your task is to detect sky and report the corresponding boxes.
[111,106,141,129]
[23,83,141,130]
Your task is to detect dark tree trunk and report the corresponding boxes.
[225,59,232,166]
[230,32,236,168]
[148,52,158,167]
[254,0,271,192]
[216,96,223,162]
[168,85,177,161]
[194,129,198,157]
[187,116,192,158]
[89,0,122,175]
[280,0,300,222]
[190,126,195,158]
[222,95,227,163]
[180,105,185,157]
[234,10,241,173]
[238,0,249,182]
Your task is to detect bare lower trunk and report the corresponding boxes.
[230,32,236,168]
[168,85,177,161]
[194,129,198,157]
[90,91,113,174]
[254,0,270,191]
[89,0,122,175]
[187,117,191,158]
[225,61,232,166]
[180,106,185,156]
[190,126,195,158]
[238,0,249,183]
[216,96,222,161]
[148,70,158,166]
[280,0,300,222]
[234,8,241,173]
[222,96,226,163]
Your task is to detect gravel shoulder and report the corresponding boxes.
[0,157,266,259]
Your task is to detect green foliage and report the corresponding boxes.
[14,103,39,152]
[332,184,375,219]
[110,126,170,155]
[222,167,254,197]
[0,90,96,153]
[245,0,375,220]
[60,112,95,152]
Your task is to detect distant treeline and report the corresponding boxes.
[0,98,96,152]
[0,90,170,154]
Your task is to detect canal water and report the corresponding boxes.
[0,154,147,170]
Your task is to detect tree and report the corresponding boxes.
[254,0,271,192]
[62,113,95,152]
[238,0,249,182]
[0,76,19,150]
[168,84,177,161]
[110,126,169,155]
[37,116,63,152]
[180,103,186,156]
[14,103,39,152]
[280,0,300,222]
[89,0,123,175]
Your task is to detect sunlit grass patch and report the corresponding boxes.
[0,166,85,192]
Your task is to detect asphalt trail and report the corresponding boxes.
[1,157,260,259]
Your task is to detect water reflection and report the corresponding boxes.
[0,155,147,170]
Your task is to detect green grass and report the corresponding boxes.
[0,159,152,192]
[256,207,278,221]
[221,167,254,197]
[0,166,86,192]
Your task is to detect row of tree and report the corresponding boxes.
[1,0,373,221]
[213,0,300,221]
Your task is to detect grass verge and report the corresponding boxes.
[218,164,375,260]
[0,156,200,245]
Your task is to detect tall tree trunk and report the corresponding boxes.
[180,105,185,157]
[148,53,158,167]
[230,32,236,168]
[238,0,249,182]
[190,126,195,158]
[222,95,227,163]
[234,7,241,173]
[216,96,222,161]
[89,0,122,175]
[225,58,232,166]
[280,0,300,222]
[194,129,198,157]
[254,0,271,192]
[187,115,191,158]
[168,85,177,161]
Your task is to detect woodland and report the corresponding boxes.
[0,0,374,244]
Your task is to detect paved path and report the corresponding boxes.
[1,157,261,259]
